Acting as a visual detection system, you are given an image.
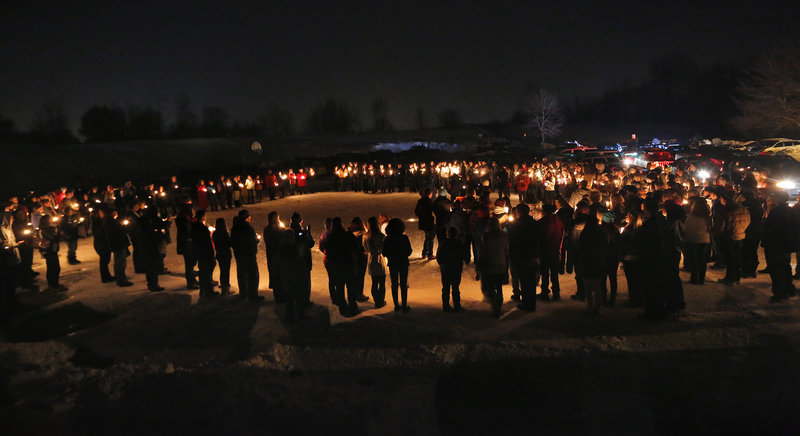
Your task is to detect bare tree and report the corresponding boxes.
[416,107,425,130]
[526,89,564,153]
[438,108,463,128]
[259,105,294,137]
[731,49,800,136]
[370,97,392,131]
[29,100,76,144]
[172,93,197,137]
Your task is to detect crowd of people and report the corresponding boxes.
[2,157,799,322]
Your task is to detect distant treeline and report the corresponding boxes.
[3,52,798,146]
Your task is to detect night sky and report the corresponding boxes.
[2,0,798,133]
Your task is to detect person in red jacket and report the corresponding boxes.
[515,170,530,204]
[538,203,564,301]
[297,169,308,194]
[288,169,297,195]
[196,180,209,210]
[264,170,278,201]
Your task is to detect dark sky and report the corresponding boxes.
[2,0,798,133]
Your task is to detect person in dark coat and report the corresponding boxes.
[290,212,315,307]
[383,218,413,312]
[91,208,114,283]
[508,203,541,311]
[479,217,508,318]
[318,217,336,303]
[415,188,436,260]
[555,196,574,274]
[191,209,217,298]
[212,217,233,295]
[108,211,133,287]
[436,227,466,312]
[348,216,369,303]
[276,229,308,323]
[762,191,799,302]
[364,216,387,308]
[663,194,686,313]
[12,209,37,290]
[600,211,621,306]
[638,198,669,320]
[740,190,763,278]
[60,206,82,264]
[322,217,361,316]
[230,209,263,302]
[569,200,590,300]
[433,192,453,250]
[175,204,198,289]
[578,207,608,315]
[138,207,166,291]
[39,214,67,291]
[619,210,644,307]
[263,211,285,302]
[538,203,564,301]
[1,209,21,303]
[127,201,146,273]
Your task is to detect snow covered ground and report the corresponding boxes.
[2,192,800,435]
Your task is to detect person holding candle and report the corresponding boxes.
[191,209,217,298]
[383,218,413,313]
[230,209,263,302]
[212,217,232,295]
[109,210,133,287]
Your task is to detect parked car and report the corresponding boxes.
[746,138,799,154]
[727,155,800,198]
[762,139,800,154]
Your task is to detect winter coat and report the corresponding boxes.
[683,215,711,244]
[190,221,215,262]
[722,202,750,241]
[364,231,386,276]
[212,229,232,260]
[742,198,764,240]
[324,229,360,274]
[762,204,800,252]
[436,237,466,274]
[230,219,259,258]
[60,214,81,241]
[108,218,130,252]
[578,220,608,278]
[263,225,284,267]
[414,197,435,231]
[138,212,168,254]
[292,225,315,272]
[276,232,308,294]
[479,229,508,275]
[92,216,112,252]
[382,234,412,268]
[539,213,564,262]
[508,215,541,265]
[175,214,193,255]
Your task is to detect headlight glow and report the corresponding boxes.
[777,180,796,190]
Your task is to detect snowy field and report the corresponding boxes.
[2,192,800,435]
